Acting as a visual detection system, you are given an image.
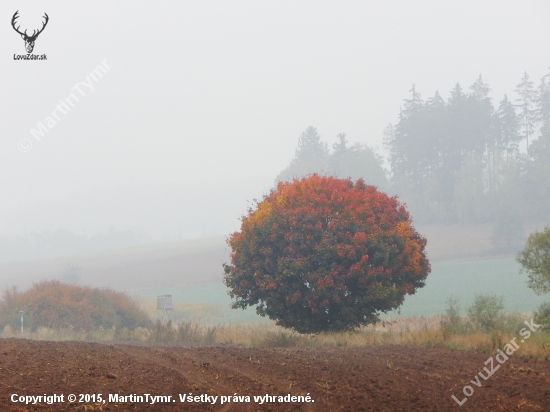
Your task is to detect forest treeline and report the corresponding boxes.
[277,70,550,237]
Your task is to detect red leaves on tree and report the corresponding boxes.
[223,174,430,333]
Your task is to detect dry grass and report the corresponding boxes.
[191,315,550,359]
[148,320,218,343]
[153,315,550,359]
[136,296,225,323]
[2,315,549,359]
[1,324,150,342]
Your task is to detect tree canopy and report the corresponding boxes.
[275,127,329,183]
[276,127,388,190]
[382,69,550,224]
[223,175,430,333]
[517,227,550,295]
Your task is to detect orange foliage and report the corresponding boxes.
[0,280,150,331]
[223,174,430,333]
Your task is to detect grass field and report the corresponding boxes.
[395,256,548,316]
[135,256,548,323]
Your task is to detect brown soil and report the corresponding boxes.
[0,340,549,411]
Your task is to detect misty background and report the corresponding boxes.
[1,1,549,241]
[1,0,549,314]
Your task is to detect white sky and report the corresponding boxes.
[1,0,549,239]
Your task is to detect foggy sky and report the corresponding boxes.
[1,0,549,241]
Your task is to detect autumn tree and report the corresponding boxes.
[223,175,430,333]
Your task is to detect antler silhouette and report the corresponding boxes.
[32,13,49,39]
[11,11,26,37]
[11,11,49,53]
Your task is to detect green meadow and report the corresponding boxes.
[135,256,547,323]
[393,257,546,316]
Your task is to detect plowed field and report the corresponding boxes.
[0,339,548,411]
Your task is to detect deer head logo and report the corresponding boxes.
[11,11,49,54]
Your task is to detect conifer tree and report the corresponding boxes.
[496,95,521,151]
[276,126,329,183]
[515,72,537,152]
[535,70,550,130]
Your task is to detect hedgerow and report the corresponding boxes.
[0,280,150,331]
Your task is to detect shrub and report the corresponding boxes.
[223,174,430,334]
[496,312,526,334]
[517,226,550,295]
[441,297,463,336]
[534,302,550,330]
[0,280,150,331]
[467,294,504,332]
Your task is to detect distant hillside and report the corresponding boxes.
[0,236,228,292]
[0,222,547,293]
[419,221,547,262]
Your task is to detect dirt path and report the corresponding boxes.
[0,339,548,411]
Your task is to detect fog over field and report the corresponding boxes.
[1,0,549,248]
[4,4,550,410]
